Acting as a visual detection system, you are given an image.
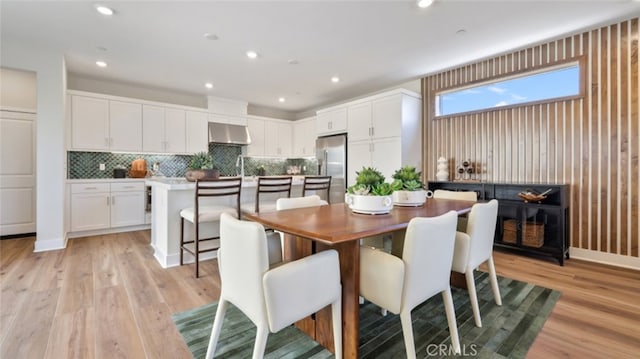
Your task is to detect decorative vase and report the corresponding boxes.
[436,156,449,181]
[393,190,427,207]
[345,194,393,215]
[185,169,220,182]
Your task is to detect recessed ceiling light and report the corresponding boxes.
[246,51,258,59]
[95,5,114,16]
[417,0,434,8]
[203,33,219,41]
[278,97,285,103]
[205,83,213,89]
[96,60,107,68]
[331,76,340,83]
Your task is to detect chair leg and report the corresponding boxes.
[195,219,200,278]
[252,324,269,359]
[331,298,343,359]
[465,270,482,327]
[180,218,184,265]
[399,309,416,359]
[205,298,229,359]
[487,256,502,306]
[442,289,461,354]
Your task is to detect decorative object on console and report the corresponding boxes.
[391,165,427,206]
[517,188,552,203]
[185,151,219,182]
[456,159,475,180]
[346,167,394,214]
[436,156,449,181]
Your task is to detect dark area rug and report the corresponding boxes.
[172,272,560,358]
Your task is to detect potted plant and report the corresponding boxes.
[391,166,427,206]
[346,167,394,214]
[185,151,220,181]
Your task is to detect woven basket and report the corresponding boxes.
[503,220,544,247]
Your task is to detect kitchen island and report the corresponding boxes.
[145,176,305,268]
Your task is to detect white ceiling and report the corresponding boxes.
[2,0,639,116]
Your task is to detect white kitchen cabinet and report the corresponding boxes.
[292,117,316,157]
[109,100,142,152]
[347,102,372,142]
[70,95,142,152]
[110,182,145,227]
[347,138,402,187]
[71,95,109,151]
[70,183,111,231]
[247,117,265,156]
[186,111,208,153]
[142,105,186,153]
[70,182,145,232]
[264,120,291,157]
[344,89,422,186]
[316,107,347,136]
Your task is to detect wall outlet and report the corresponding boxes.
[99,163,105,171]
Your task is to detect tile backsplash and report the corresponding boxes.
[68,144,318,179]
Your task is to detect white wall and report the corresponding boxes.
[1,39,67,251]
[0,67,37,110]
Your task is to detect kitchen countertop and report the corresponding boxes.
[67,178,148,183]
[145,175,306,190]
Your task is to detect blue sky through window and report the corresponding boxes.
[437,64,580,116]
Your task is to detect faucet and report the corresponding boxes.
[235,155,244,177]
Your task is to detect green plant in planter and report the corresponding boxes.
[188,151,214,170]
[391,166,425,191]
[347,167,394,195]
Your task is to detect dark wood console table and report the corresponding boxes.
[428,181,570,265]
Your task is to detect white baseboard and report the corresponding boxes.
[34,236,67,252]
[570,247,640,271]
[67,224,150,239]
[153,244,218,268]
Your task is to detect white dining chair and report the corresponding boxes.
[433,189,478,232]
[275,194,325,210]
[452,199,501,328]
[206,213,342,359]
[359,211,461,359]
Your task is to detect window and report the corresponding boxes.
[435,62,581,116]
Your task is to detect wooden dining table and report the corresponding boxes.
[243,198,475,358]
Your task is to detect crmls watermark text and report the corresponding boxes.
[425,344,478,357]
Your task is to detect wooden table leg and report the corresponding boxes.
[317,241,359,358]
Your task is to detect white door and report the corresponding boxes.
[264,120,279,156]
[0,110,36,235]
[276,122,292,157]
[247,118,265,156]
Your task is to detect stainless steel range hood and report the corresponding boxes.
[208,122,252,145]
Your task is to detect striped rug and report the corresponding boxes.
[172,272,560,358]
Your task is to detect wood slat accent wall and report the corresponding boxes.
[422,18,639,260]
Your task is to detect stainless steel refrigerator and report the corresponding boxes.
[316,134,347,203]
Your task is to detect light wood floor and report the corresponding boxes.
[1,231,639,358]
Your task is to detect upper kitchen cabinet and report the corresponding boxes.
[185,111,208,153]
[247,117,266,156]
[344,89,422,186]
[70,95,142,152]
[292,117,316,157]
[142,105,186,154]
[316,107,347,136]
[264,119,292,157]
